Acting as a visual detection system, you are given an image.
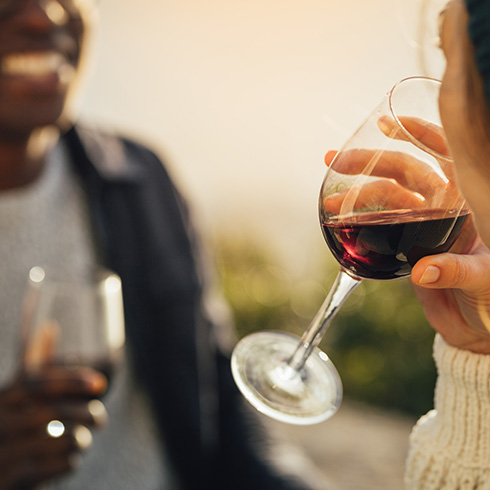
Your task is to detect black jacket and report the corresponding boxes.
[62,125,319,490]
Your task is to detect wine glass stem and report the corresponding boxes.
[287,269,361,372]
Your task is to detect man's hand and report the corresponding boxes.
[0,367,107,489]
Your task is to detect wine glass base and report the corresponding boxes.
[231,331,342,425]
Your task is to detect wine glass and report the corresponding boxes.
[21,265,125,382]
[231,76,470,425]
[18,266,125,488]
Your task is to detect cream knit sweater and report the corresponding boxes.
[405,334,490,489]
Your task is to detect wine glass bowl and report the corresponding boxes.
[231,77,470,425]
[320,77,468,281]
[21,266,125,379]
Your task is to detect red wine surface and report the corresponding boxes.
[321,209,469,280]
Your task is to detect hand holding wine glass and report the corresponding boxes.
[0,267,125,489]
[231,77,470,425]
[325,113,490,350]
[321,114,465,280]
[0,365,107,489]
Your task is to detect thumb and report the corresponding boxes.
[411,252,489,292]
[24,321,60,371]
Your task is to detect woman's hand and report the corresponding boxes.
[322,128,463,215]
[0,367,107,489]
[374,108,490,352]
[324,110,490,354]
[411,220,490,354]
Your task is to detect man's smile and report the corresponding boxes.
[1,51,74,80]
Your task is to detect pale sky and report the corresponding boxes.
[78,0,444,274]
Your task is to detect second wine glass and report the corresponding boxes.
[231,76,470,425]
[21,266,125,380]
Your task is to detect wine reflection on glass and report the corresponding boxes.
[231,77,470,425]
[20,266,125,436]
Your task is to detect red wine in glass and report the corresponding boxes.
[322,209,469,280]
[231,77,470,425]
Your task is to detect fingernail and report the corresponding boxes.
[377,116,398,137]
[85,372,108,394]
[324,150,337,166]
[88,399,108,427]
[419,265,441,284]
[377,116,392,132]
[73,425,93,450]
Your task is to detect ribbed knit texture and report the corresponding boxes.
[465,0,490,103]
[405,334,490,489]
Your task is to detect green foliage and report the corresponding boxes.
[214,234,437,418]
[328,280,436,416]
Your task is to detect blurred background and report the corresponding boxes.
[78,0,448,488]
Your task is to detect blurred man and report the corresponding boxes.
[0,1,325,489]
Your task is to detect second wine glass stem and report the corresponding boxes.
[287,269,361,372]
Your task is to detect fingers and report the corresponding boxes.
[411,241,490,351]
[0,368,107,451]
[324,150,337,166]
[323,146,464,211]
[0,376,100,409]
[324,148,447,199]
[23,321,60,370]
[0,425,92,490]
[378,115,456,183]
[377,115,450,158]
[411,247,490,292]
[21,367,107,399]
[0,424,92,459]
[0,399,107,442]
[0,368,108,489]
[323,179,425,215]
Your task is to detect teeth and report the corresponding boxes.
[1,51,68,77]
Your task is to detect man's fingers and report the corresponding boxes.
[22,367,107,398]
[24,321,60,370]
[0,427,91,490]
[0,399,107,442]
[0,425,93,467]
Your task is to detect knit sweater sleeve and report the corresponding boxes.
[405,334,490,489]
